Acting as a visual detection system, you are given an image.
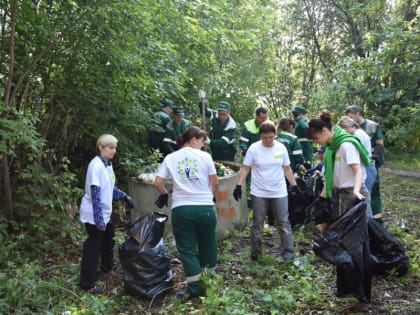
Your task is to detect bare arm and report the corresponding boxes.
[283,165,297,186]
[154,176,168,194]
[236,165,251,186]
[350,163,364,200]
[209,174,218,195]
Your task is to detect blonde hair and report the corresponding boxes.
[96,134,118,151]
[337,116,359,129]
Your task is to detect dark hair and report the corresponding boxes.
[259,122,276,134]
[176,126,207,146]
[345,105,363,115]
[278,118,292,132]
[306,110,334,140]
[255,107,268,116]
[288,118,296,129]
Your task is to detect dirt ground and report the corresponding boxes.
[95,173,419,314]
[101,215,418,314]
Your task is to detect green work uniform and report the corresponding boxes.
[239,119,273,155]
[360,119,384,222]
[276,131,304,173]
[295,117,313,165]
[148,110,172,155]
[199,103,237,162]
[162,118,192,155]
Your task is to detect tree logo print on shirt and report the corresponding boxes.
[177,157,199,179]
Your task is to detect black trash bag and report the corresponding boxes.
[313,201,371,303]
[288,175,315,228]
[118,212,173,299]
[368,218,409,277]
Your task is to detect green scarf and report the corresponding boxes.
[324,126,371,198]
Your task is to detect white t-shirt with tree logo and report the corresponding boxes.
[157,147,216,208]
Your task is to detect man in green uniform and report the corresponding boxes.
[198,90,237,161]
[148,99,174,156]
[239,107,271,156]
[345,105,385,224]
[162,106,192,155]
[276,118,305,173]
[292,106,313,168]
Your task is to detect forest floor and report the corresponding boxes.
[94,169,420,314]
[4,169,418,314]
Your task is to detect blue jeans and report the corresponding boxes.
[365,162,377,217]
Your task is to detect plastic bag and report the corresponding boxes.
[118,212,173,299]
[313,201,371,303]
[368,218,409,276]
[288,174,322,227]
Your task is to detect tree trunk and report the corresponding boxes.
[1,153,14,220]
[2,0,18,220]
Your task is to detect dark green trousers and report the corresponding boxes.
[172,205,217,297]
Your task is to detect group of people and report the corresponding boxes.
[148,99,192,157]
[77,95,384,301]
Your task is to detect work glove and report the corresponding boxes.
[124,195,135,209]
[233,185,242,201]
[155,193,169,209]
[198,89,206,100]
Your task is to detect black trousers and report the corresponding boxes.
[79,221,115,290]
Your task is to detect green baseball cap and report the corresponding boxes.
[292,106,306,115]
[173,106,185,116]
[160,99,174,109]
[218,101,231,112]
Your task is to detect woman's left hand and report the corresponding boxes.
[353,191,365,200]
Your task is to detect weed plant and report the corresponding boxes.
[0,173,418,314]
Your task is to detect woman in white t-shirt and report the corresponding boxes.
[338,116,378,218]
[233,122,300,262]
[154,126,218,298]
[79,134,134,294]
[306,110,371,226]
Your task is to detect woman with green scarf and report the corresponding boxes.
[306,110,371,229]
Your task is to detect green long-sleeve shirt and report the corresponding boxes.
[199,101,237,161]
[162,118,192,155]
[276,131,304,172]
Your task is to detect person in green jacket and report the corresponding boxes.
[239,107,270,156]
[276,118,305,173]
[292,106,313,167]
[148,99,174,157]
[198,90,237,162]
[162,106,192,156]
[345,105,384,224]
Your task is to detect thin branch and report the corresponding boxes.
[9,0,102,104]
[4,0,18,105]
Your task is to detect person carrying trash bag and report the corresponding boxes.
[154,126,218,299]
[79,134,135,295]
[306,110,372,302]
[305,110,371,227]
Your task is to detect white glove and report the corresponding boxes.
[198,89,206,99]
